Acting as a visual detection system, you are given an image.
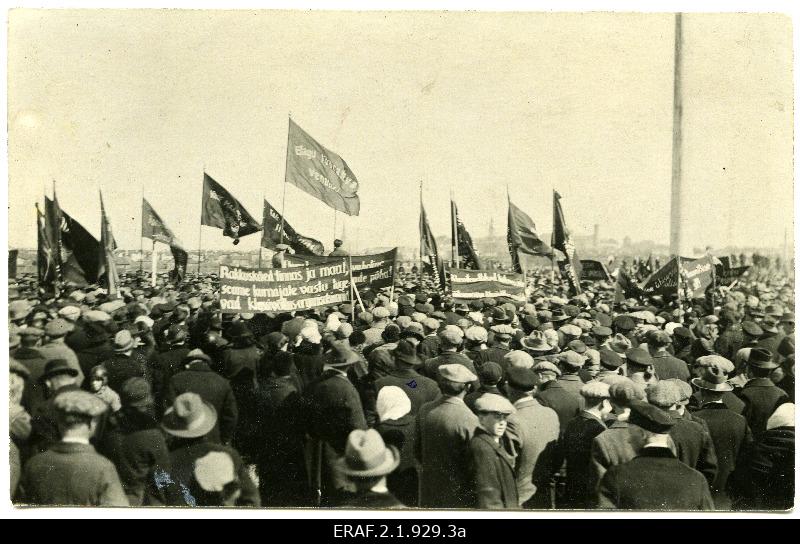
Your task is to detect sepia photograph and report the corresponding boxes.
[4,3,796,518]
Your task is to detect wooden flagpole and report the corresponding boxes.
[198,170,204,276]
[279,114,291,244]
[139,184,144,274]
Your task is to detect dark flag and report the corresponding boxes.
[614,267,642,303]
[579,259,612,281]
[451,199,482,270]
[420,201,445,290]
[507,200,552,257]
[142,198,178,245]
[9,249,18,279]
[46,197,100,285]
[285,118,360,216]
[201,173,262,245]
[36,202,59,291]
[552,191,582,295]
[99,191,119,297]
[169,245,188,284]
[261,199,325,256]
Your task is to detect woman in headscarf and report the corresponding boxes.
[374,386,417,507]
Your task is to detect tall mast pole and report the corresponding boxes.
[669,12,686,258]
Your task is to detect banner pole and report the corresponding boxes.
[333,209,338,245]
[349,256,366,312]
[151,240,157,287]
[280,114,291,244]
[140,185,144,274]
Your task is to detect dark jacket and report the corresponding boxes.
[422,351,478,384]
[506,397,560,506]
[715,326,744,361]
[468,427,519,509]
[598,447,714,510]
[14,346,49,412]
[747,426,794,510]
[154,347,191,399]
[651,353,691,382]
[222,345,263,380]
[102,352,150,395]
[756,331,785,362]
[668,411,719,487]
[535,380,582,433]
[689,390,745,415]
[561,412,608,508]
[376,414,418,507]
[304,369,367,454]
[474,346,511,370]
[21,441,129,506]
[738,378,789,435]
[375,367,441,416]
[335,490,405,509]
[556,374,586,410]
[417,335,441,361]
[74,342,115,385]
[165,361,238,445]
[692,402,752,506]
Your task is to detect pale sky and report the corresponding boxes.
[7,10,794,254]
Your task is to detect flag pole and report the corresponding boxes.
[140,185,144,274]
[550,188,556,284]
[280,114,291,244]
[198,170,204,276]
[419,180,424,291]
[333,209,338,245]
[258,190,265,269]
[151,240,157,287]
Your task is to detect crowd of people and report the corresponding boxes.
[7,255,795,510]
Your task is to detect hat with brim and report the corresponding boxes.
[161,393,218,439]
[41,359,80,381]
[327,344,362,368]
[336,429,401,478]
[691,377,734,393]
[521,331,551,352]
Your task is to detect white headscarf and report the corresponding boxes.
[767,403,794,430]
[376,386,411,423]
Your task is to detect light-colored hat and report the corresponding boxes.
[57,306,81,321]
[766,403,794,431]
[113,330,137,352]
[372,307,390,319]
[83,310,112,323]
[533,361,562,377]
[337,429,400,478]
[423,318,440,331]
[44,318,73,338]
[646,380,681,408]
[474,393,516,415]
[490,324,515,337]
[439,325,464,346]
[194,451,237,492]
[559,350,585,369]
[558,324,582,337]
[580,381,611,400]
[161,393,218,439]
[504,350,534,369]
[438,363,477,383]
[53,390,109,418]
[464,326,488,342]
[521,330,551,352]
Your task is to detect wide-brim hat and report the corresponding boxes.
[40,359,80,382]
[336,431,401,478]
[691,377,734,393]
[521,336,552,352]
[161,395,218,438]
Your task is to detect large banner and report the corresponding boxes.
[219,261,351,313]
[640,255,715,299]
[284,249,397,292]
[450,268,526,303]
[579,259,611,281]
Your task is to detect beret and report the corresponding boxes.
[646,380,682,408]
[592,326,613,337]
[44,318,73,337]
[478,362,504,385]
[742,321,764,337]
[83,310,112,323]
[504,350,534,370]
[629,400,674,434]
[57,306,81,321]
[580,381,611,400]
[423,318,441,331]
[695,355,735,375]
[560,350,585,369]
[558,324,582,337]
[438,363,477,384]
[533,361,562,377]
[568,339,587,354]
[465,326,488,342]
[507,366,538,390]
[599,348,624,369]
[625,348,654,367]
[613,315,636,332]
[490,324,515,336]
[609,379,646,405]
[473,393,516,415]
[54,390,109,417]
[18,327,44,338]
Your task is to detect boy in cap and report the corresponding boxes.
[335,429,404,508]
[560,382,611,509]
[505,367,560,508]
[533,361,581,432]
[597,401,714,510]
[416,364,479,509]
[463,326,489,362]
[21,390,128,506]
[624,347,658,386]
[468,394,518,509]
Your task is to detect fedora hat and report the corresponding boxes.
[41,359,79,381]
[337,429,400,478]
[161,393,218,439]
[326,343,361,368]
[521,330,552,352]
[393,339,421,366]
[692,364,734,392]
[113,330,137,353]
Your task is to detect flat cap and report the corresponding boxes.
[592,326,613,338]
[629,400,675,434]
[54,390,108,418]
[423,317,440,331]
[57,306,81,321]
[473,393,516,415]
[44,318,73,338]
[558,324,582,337]
[609,379,646,405]
[465,326,488,343]
[568,339,587,354]
[613,315,636,332]
[18,327,44,338]
[412,312,428,323]
[580,381,611,400]
[439,325,464,346]
[695,355,735,375]
[507,366,538,390]
[625,347,654,368]
[372,306,390,319]
[533,361,562,377]
[742,321,764,337]
[646,380,682,408]
[673,326,692,340]
[438,363,478,384]
[83,310,112,323]
[489,324,515,336]
[478,362,504,385]
[573,318,593,332]
[599,348,624,369]
[560,350,585,369]
[504,350,534,370]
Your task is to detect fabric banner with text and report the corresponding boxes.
[449,268,527,303]
[284,249,397,292]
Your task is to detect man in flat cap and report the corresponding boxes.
[475,324,514,368]
[557,351,587,409]
[416,363,479,508]
[647,330,690,382]
[422,326,478,388]
[14,328,50,412]
[418,317,442,361]
[596,349,625,383]
[37,318,83,386]
[691,358,753,509]
[468,394,518,509]
[504,367,559,508]
[21,390,128,506]
[625,347,658,386]
[463,326,489,363]
[597,401,714,510]
[375,340,441,417]
[560,381,611,509]
[737,347,789,434]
